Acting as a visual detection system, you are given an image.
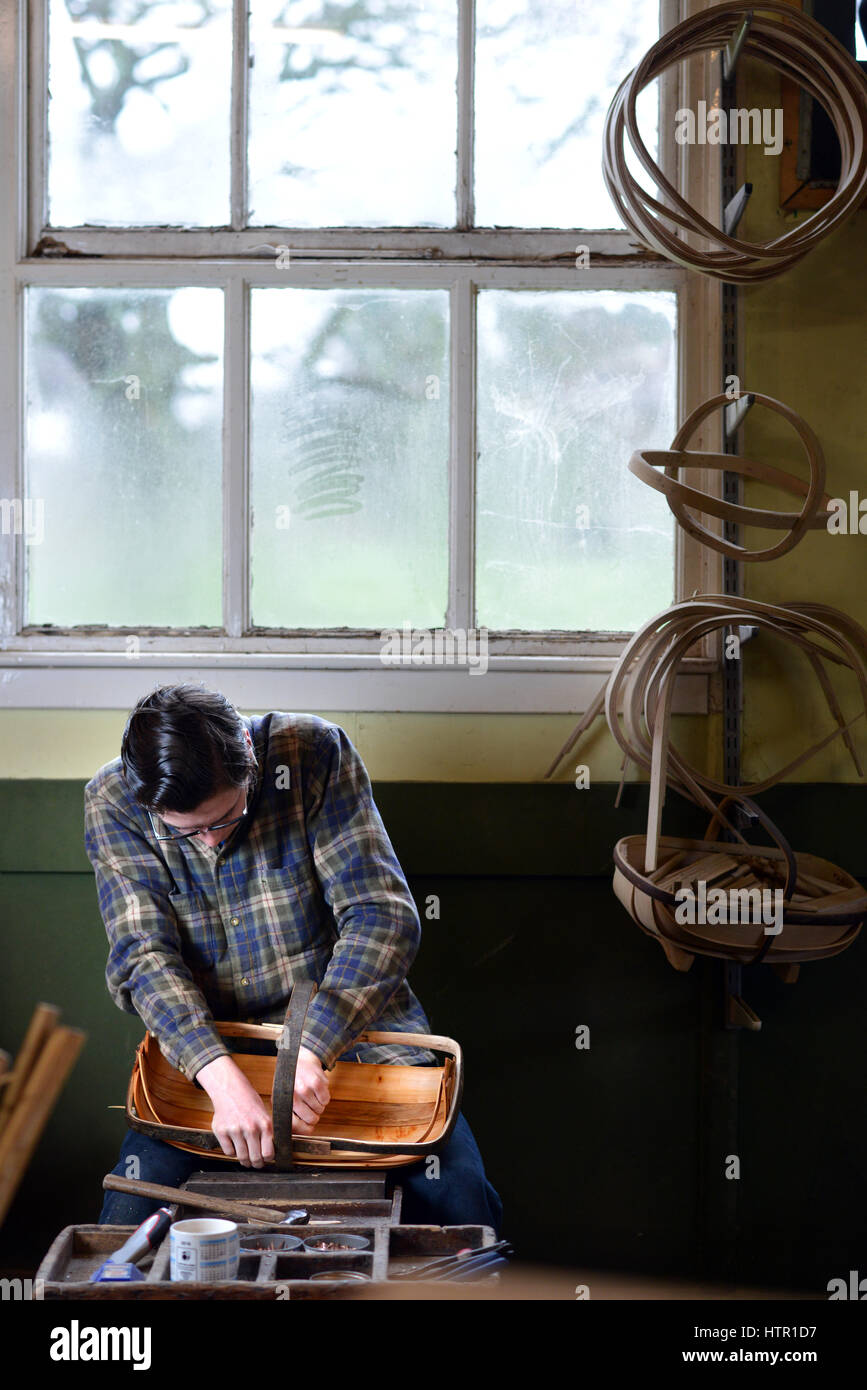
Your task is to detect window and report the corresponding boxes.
[0,0,721,710]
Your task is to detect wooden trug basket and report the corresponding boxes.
[613,829,865,972]
[126,981,462,1169]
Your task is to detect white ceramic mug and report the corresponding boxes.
[170,1218,240,1283]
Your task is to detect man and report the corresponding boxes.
[85,684,502,1232]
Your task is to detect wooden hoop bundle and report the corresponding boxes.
[628,390,832,561]
[608,598,867,969]
[605,597,867,825]
[548,598,867,971]
[603,2,867,281]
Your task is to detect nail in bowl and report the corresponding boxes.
[302,1234,371,1252]
[239,1232,305,1254]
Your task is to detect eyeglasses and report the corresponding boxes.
[147,792,249,844]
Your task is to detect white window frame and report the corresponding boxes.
[0,0,724,711]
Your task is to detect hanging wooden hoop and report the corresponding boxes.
[546,598,867,795]
[604,598,867,819]
[603,2,867,282]
[628,391,832,562]
[598,599,867,970]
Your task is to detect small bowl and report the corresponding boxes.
[309,1270,371,1283]
[302,1234,371,1252]
[239,1233,305,1253]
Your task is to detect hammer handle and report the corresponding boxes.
[103,1174,287,1224]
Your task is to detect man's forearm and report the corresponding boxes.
[195,1053,244,1094]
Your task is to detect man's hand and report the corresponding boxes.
[195,1045,331,1162]
[291,1046,331,1135]
[196,1055,274,1168]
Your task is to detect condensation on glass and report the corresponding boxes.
[250,288,449,629]
[45,0,660,230]
[47,0,232,226]
[475,0,660,228]
[476,289,677,633]
[25,287,224,626]
[247,0,457,227]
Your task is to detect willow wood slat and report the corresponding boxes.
[628,391,831,563]
[603,2,867,282]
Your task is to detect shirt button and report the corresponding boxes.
[240,977,250,986]
[230,916,240,926]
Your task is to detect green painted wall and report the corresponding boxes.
[1,781,866,1291]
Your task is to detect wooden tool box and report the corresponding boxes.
[35,1170,497,1298]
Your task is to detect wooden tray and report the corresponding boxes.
[35,1221,496,1299]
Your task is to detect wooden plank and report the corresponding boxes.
[0,1024,85,1227]
[659,853,739,892]
[0,1003,61,1135]
[185,1170,388,1198]
[648,852,687,884]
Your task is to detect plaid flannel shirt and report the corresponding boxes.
[84,712,435,1080]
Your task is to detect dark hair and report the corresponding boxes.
[121,684,254,813]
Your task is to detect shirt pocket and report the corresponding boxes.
[168,888,226,976]
[255,867,333,957]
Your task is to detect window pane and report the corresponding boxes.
[250,289,449,628]
[248,0,456,227]
[476,290,677,632]
[47,0,231,227]
[25,288,224,626]
[475,0,660,228]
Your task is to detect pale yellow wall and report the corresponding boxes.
[0,707,722,783]
[740,52,867,784]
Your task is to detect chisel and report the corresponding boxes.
[90,1206,174,1282]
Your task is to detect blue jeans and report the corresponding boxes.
[98,1113,503,1236]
